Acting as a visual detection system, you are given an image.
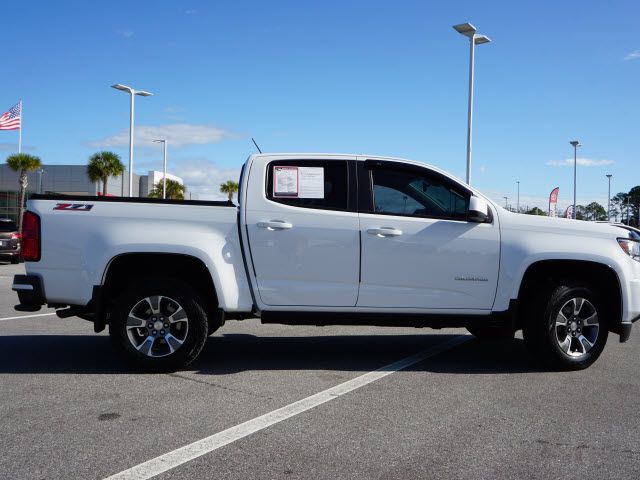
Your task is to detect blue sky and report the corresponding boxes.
[1,0,639,207]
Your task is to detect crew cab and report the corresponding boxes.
[12,154,640,371]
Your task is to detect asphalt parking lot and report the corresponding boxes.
[1,262,639,480]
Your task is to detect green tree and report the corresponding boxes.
[6,153,42,233]
[220,180,239,202]
[627,186,640,226]
[526,207,546,216]
[574,205,586,221]
[87,151,125,196]
[584,202,607,221]
[149,179,185,200]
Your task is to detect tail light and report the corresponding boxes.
[10,233,21,240]
[22,211,40,261]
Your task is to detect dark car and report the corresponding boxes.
[0,218,21,264]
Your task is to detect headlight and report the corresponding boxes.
[618,238,640,261]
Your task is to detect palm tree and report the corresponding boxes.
[148,179,185,200]
[220,180,239,202]
[87,151,125,196]
[6,153,42,234]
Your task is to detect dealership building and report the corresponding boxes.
[0,164,183,220]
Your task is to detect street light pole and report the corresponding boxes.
[38,169,45,194]
[503,196,508,210]
[606,174,612,221]
[111,84,153,196]
[516,181,520,213]
[570,140,581,219]
[453,23,491,185]
[153,139,168,199]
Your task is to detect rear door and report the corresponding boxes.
[244,158,360,307]
[357,160,500,310]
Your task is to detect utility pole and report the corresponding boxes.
[570,140,581,219]
[606,174,612,221]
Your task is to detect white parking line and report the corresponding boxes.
[0,312,57,322]
[104,334,470,480]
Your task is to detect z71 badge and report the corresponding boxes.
[53,203,94,211]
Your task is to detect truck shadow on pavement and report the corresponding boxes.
[0,332,545,374]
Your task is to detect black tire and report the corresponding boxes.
[523,283,608,370]
[109,277,208,372]
[466,325,515,340]
[10,257,19,264]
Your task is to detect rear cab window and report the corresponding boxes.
[265,160,350,211]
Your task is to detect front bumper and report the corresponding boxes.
[12,274,45,312]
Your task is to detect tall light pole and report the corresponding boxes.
[111,84,153,197]
[453,22,491,185]
[516,181,520,213]
[153,139,168,199]
[570,140,581,219]
[606,174,612,221]
[38,169,45,194]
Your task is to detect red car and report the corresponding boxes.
[0,218,21,264]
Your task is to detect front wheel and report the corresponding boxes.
[109,277,208,372]
[523,283,608,370]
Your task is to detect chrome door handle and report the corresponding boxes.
[367,227,403,237]
[257,220,293,230]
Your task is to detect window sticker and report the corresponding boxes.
[273,166,298,197]
[298,167,324,198]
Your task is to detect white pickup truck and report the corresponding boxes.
[12,154,640,371]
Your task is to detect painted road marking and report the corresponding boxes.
[0,312,57,322]
[104,334,470,480]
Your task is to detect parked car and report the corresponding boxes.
[12,154,640,371]
[0,218,21,264]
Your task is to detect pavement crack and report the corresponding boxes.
[167,373,273,400]
[535,439,640,455]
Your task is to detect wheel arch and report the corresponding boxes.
[101,252,222,328]
[516,259,622,334]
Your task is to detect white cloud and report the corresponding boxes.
[89,124,235,148]
[116,30,134,38]
[624,50,640,61]
[184,9,197,14]
[171,159,241,200]
[546,158,614,167]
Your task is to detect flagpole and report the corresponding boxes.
[18,100,22,153]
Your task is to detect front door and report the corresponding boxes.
[357,161,500,310]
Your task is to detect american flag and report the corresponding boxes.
[0,101,21,130]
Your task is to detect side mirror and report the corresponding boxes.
[468,196,489,223]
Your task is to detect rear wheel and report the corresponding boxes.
[523,283,607,370]
[109,277,208,372]
[10,256,19,264]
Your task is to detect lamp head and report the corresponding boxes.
[570,140,581,147]
[474,35,491,45]
[135,90,153,97]
[453,23,477,38]
[111,84,132,93]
